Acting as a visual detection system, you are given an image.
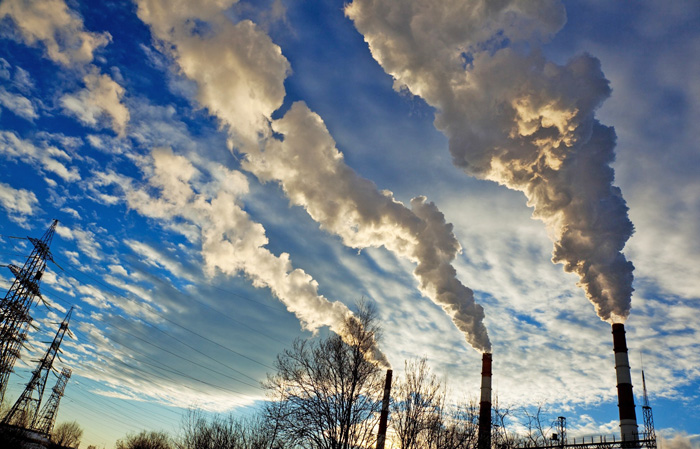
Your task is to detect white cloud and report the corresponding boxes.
[0,131,80,182]
[62,249,80,266]
[56,223,103,261]
[61,70,130,136]
[108,264,129,277]
[0,0,110,67]
[90,146,388,365]
[0,181,39,226]
[60,206,81,219]
[0,86,37,120]
[125,239,194,282]
[12,66,33,93]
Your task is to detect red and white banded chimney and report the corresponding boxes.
[376,369,393,449]
[478,353,492,449]
[612,323,639,442]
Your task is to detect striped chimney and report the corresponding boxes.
[376,369,393,449]
[612,323,639,442]
[478,353,492,449]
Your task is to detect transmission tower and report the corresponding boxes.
[34,367,72,435]
[0,219,59,404]
[2,308,73,428]
[641,370,656,448]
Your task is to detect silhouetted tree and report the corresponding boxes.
[391,358,444,449]
[436,398,479,449]
[177,408,282,449]
[115,430,173,449]
[520,404,553,447]
[492,398,516,449]
[264,303,384,449]
[52,421,84,448]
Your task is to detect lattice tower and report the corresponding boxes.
[0,220,58,404]
[2,308,73,428]
[34,367,72,435]
[641,371,656,448]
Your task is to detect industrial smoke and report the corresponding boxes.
[347,0,635,324]
[136,0,492,354]
[107,145,390,367]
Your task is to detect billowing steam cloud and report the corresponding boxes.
[136,0,491,352]
[347,0,635,323]
[246,102,490,352]
[97,147,388,366]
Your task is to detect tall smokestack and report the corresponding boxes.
[376,369,393,449]
[478,353,492,449]
[612,323,638,442]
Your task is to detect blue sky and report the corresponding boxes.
[0,0,699,448]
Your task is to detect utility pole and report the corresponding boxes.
[0,219,58,404]
[3,308,73,428]
[35,367,72,435]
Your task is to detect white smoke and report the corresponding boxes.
[347,0,635,323]
[659,433,700,449]
[99,147,389,367]
[245,103,490,352]
[135,0,491,352]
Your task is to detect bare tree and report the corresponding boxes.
[391,358,444,449]
[437,398,480,449]
[115,430,173,449]
[177,408,283,449]
[492,398,516,449]
[519,404,552,448]
[52,421,84,448]
[264,303,384,449]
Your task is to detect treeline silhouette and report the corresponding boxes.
[111,304,552,449]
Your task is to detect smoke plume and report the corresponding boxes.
[135,0,394,364]
[101,147,389,367]
[347,0,635,322]
[247,102,490,352]
[136,0,491,352]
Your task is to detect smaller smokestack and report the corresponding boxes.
[478,353,492,449]
[612,323,638,443]
[376,369,393,449]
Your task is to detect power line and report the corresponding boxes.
[119,257,290,345]
[69,377,181,428]
[45,290,265,395]
[111,313,262,385]
[62,392,151,431]
[51,259,278,370]
[54,323,262,404]
[101,317,263,390]
[57,253,286,313]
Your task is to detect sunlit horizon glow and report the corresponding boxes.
[0,1,699,449]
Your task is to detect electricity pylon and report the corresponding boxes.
[2,308,73,428]
[35,367,72,435]
[0,219,58,403]
[641,370,656,448]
